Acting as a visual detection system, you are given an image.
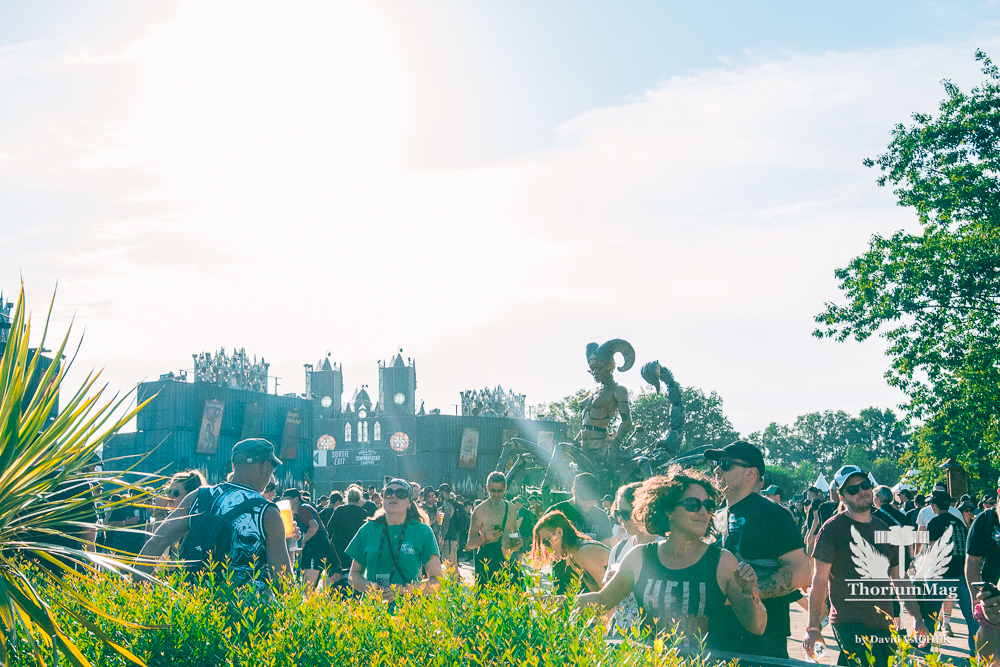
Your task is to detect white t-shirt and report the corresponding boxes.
[916,504,963,529]
[605,534,663,637]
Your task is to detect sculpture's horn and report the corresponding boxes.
[640,361,662,392]
[598,339,635,372]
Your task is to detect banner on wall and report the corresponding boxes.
[241,402,263,439]
[280,410,301,460]
[196,400,224,455]
[459,427,479,469]
[537,431,554,450]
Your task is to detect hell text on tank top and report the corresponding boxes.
[633,541,740,650]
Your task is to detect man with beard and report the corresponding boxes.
[805,465,928,667]
[708,441,811,659]
[467,471,522,587]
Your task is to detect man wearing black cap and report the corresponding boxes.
[967,476,1000,654]
[137,438,292,589]
[923,489,975,649]
[707,440,810,658]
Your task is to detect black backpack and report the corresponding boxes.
[181,487,267,574]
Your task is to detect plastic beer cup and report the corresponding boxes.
[276,499,295,538]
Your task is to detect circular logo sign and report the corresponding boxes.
[389,432,410,452]
[317,434,337,450]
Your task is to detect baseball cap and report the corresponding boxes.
[833,465,866,489]
[573,472,601,501]
[931,489,952,505]
[232,438,282,467]
[703,441,766,477]
[762,485,782,496]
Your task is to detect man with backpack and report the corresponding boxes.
[137,438,292,590]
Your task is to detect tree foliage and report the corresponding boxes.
[631,387,741,452]
[534,389,589,442]
[749,408,910,484]
[814,50,1000,465]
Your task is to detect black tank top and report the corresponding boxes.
[633,542,743,651]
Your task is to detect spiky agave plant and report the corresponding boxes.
[0,285,156,667]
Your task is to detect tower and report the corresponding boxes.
[379,349,416,417]
[307,354,343,420]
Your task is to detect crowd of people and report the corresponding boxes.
[96,436,1000,667]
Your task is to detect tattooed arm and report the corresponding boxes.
[757,548,812,599]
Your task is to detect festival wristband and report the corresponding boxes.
[974,603,1000,631]
[806,627,823,633]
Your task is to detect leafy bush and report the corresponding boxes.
[10,565,691,667]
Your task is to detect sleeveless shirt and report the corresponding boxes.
[193,482,271,589]
[633,542,743,651]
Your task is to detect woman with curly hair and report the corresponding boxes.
[531,510,610,593]
[574,466,766,650]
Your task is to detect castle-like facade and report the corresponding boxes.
[104,349,566,496]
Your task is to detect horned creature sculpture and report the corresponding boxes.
[578,339,635,462]
[640,360,685,455]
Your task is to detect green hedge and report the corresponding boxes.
[10,566,686,667]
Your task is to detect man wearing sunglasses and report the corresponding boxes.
[706,440,811,659]
[807,465,929,667]
[466,471,522,587]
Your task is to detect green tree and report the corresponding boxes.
[871,457,903,487]
[750,423,806,469]
[534,389,589,442]
[814,50,1000,469]
[750,408,910,483]
[631,387,740,452]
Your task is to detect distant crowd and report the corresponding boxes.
[64,437,1000,667]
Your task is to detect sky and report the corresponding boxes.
[3,1,1000,435]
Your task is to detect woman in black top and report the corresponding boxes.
[575,466,766,649]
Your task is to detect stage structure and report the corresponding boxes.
[104,348,566,495]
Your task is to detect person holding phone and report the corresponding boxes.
[466,471,522,587]
[972,581,1000,664]
[346,479,441,604]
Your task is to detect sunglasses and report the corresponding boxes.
[541,534,556,549]
[715,460,753,472]
[614,509,632,521]
[843,479,874,496]
[676,497,718,513]
[169,488,183,498]
[488,486,506,494]
[384,487,411,499]
[264,484,277,493]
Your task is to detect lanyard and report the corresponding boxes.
[377,520,409,583]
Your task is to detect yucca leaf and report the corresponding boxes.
[0,285,159,665]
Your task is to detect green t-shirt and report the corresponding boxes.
[346,519,439,585]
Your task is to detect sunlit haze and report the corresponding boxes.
[4,1,1000,433]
